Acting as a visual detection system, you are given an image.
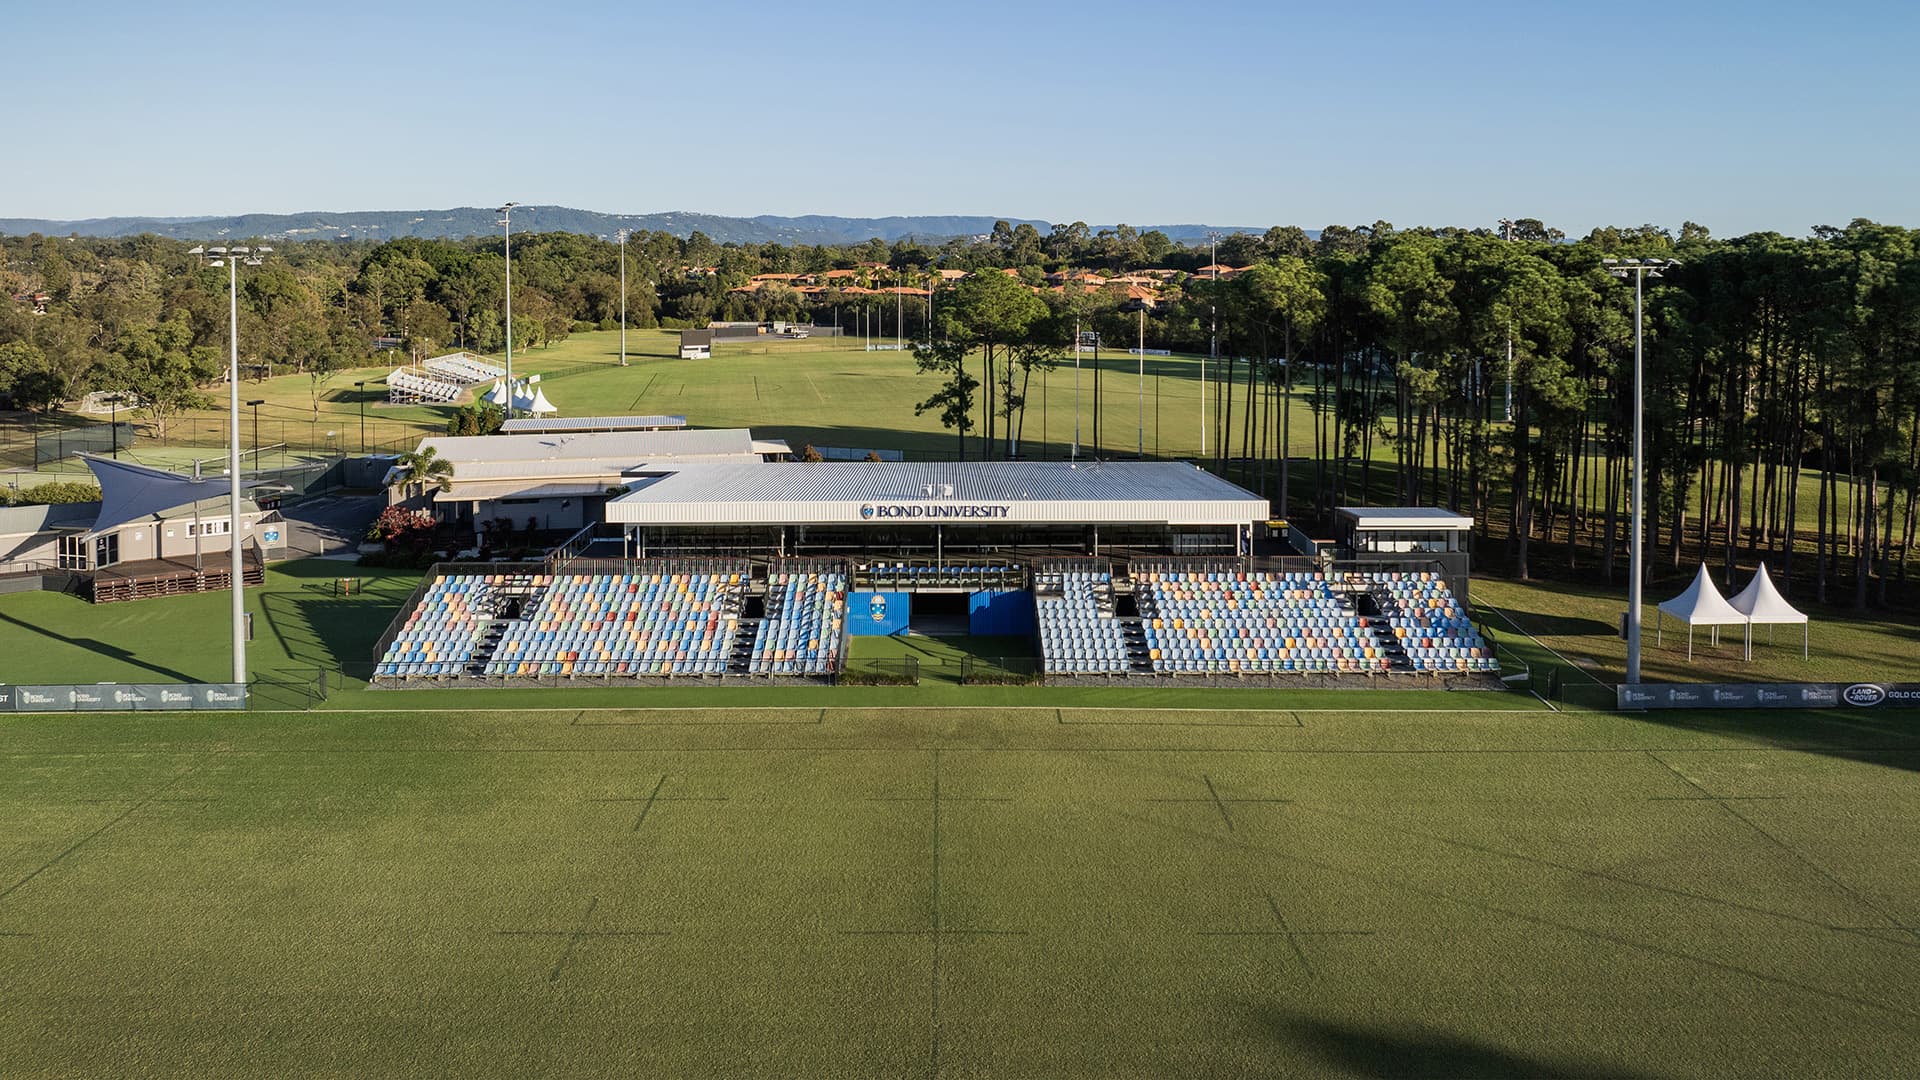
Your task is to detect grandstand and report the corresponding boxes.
[422,352,506,385]
[385,367,463,405]
[1030,561,1498,681]
[374,459,1501,687]
[370,555,1496,686]
[372,560,848,683]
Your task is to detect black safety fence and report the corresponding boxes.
[958,656,1045,685]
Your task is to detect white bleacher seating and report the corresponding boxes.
[423,354,507,384]
[386,367,462,404]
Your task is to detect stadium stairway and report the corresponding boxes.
[463,576,549,675]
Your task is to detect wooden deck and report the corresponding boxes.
[89,550,266,603]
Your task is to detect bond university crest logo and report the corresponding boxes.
[861,504,876,519]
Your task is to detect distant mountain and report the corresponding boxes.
[0,207,1269,246]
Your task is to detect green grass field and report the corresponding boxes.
[5,559,1920,1076]
[41,329,1316,466]
[3,703,1918,1078]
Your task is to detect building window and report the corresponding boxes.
[186,519,231,537]
[57,535,88,570]
[93,533,119,568]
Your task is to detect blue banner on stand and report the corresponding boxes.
[848,592,911,636]
[969,591,1035,636]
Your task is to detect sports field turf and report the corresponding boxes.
[3,703,1918,1078]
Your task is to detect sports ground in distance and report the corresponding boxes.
[3,700,1918,1078]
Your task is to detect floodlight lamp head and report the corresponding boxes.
[208,246,228,255]
[187,245,205,255]
[257,245,273,253]
[231,246,250,254]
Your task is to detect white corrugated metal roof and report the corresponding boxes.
[1335,506,1474,529]
[607,461,1267,527]
[418,428,756,465]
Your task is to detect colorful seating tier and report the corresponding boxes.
[750,569,848,674]
[1368,571,1499,673]
[374,576,498,677]
[484,571,746,676]
[1134,569,1388,674]
[1035,570,1133,674]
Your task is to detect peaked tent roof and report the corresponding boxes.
[1658,563,1748,626]
[81,454,223,534]
[1728,563,1808,624]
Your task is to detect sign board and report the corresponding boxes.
[847,592,910,636]
[1618,682,1920,710]
[0,683,248,712]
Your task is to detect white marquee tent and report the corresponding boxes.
[1728,562,1809,660]
[484,378,557,415]
[1657,562,1750,660]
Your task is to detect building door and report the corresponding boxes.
[94,533,119,568]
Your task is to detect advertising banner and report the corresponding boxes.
[1618,682,1920,710]
[0,683,248,712]
[847,592,911,636]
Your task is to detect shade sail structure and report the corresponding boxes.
[1728,562,1808,659]
[1657,562,1751,660]
[81,454,223,535]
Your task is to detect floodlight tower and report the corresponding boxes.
[1499,218,1515,423]
[1204,231,1221,459]
[499,203,520,414]
[188,242,271,686]
[1605,256,1678,686]
[616,228,631,367]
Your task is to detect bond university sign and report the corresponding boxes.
[859,504,1012,521]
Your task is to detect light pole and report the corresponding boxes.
[616,228,630,367]
[1499,218,1515,423]
[188,243,269,687]
[247,399,264,462]
[1606,257,1677,686]
[1137,302,1146,459]
[1204,232,1221,459]
[353,381,366,451]
[1072,315,1081,461]
[499,203,519,415]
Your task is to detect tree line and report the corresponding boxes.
[3,217,1916,608]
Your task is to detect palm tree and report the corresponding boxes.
[391,446,454,494]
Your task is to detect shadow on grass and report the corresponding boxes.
[1251,1007,1661,1079]
[1494,608,1618,639]
[0,609,201,683]
[1624,709,1920,772]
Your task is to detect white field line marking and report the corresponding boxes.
[229,702,1553,717]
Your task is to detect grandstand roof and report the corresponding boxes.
[418,429,757,466]
[606,461,1267,527]
[1335,506,1474,530]
[498,415,688,435]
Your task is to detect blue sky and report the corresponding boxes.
[10,0,1916,235]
